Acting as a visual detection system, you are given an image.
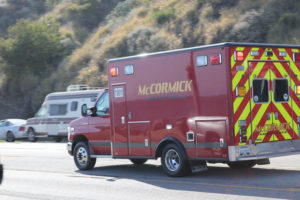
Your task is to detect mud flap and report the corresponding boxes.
[256,158,270,165]
[189,160,208,173]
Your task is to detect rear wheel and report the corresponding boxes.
[227,160,256,169]
[74,142,96,170]
[130,159,147,165]
[6,131,15,142]
[161,143,190,177]
[28,128,38,142]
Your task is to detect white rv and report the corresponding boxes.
[26,87,104,142]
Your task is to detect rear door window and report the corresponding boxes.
[273,79,289,102]
[252,79,269,103]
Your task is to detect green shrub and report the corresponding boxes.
[153,8,176,25]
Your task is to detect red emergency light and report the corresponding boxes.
[110,67,118,77]
[293,53,300,63]
[210,54,222,65]
[234,51,244,61]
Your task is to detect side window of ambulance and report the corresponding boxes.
[96,92,109,116]
[274,79,289,102]
[70,101,78,111]
[49,104,67,116]
[252,79,269,103]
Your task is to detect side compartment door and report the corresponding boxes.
[128,121,151,156]
[112,84,128,156]
[196,119,228,158]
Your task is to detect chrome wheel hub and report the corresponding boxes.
[76,147,88,166]
[165,149,180,172]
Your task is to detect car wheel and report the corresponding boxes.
[6,131,15,142]
[74,142,96,170]
[161,143,190,177]
[227,160,256,169]
[28,128,38,142]
[130,159,147,165]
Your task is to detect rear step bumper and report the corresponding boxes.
[228,140,300,161]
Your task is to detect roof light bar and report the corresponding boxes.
[279,51,287,57]
[250,50,259,56]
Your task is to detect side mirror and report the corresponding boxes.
[81,104,88,117]
[90,106,97,117]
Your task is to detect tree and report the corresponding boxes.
[0,18,65,95]
[0,19,64,78]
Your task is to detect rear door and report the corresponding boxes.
[249,60,293,143]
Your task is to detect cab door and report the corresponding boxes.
[249,60,293,143]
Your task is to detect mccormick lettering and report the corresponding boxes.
[255,123,291,132]
[138,80,192,96]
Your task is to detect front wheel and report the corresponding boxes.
[74,142,96,170]
[161,143,190,177]
[6,131,15,142]
[130,159,147,165]
[227,160,256,169]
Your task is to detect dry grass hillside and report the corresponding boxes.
[0,0,300,118]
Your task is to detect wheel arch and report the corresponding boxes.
[72,135,90,155]
[155,137,187,159]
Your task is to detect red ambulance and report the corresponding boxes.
[67,43,300,176]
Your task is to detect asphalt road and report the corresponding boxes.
[0,142,300,200]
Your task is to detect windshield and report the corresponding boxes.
[35,103,47,117]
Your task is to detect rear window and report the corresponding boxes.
[252,79,269,103]
[274,79,289,102]
[49,104,67,116]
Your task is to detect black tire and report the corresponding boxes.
[130,159,147,165]
[161,143,190,177]
[227,160,256,169]
[73,142,96,170]
[28,128,38,142]
[0,164,2,184]
[54,137,62,143]
[6,131,15,142]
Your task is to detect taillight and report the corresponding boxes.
[238,120,247,143]
[234,51,244,61]
[19,126,25,131]
[110,67,118,77]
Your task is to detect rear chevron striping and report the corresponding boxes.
[231,46,300,146]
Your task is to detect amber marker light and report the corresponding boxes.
[236,86,247,97]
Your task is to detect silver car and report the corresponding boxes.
[0,119,27,142]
